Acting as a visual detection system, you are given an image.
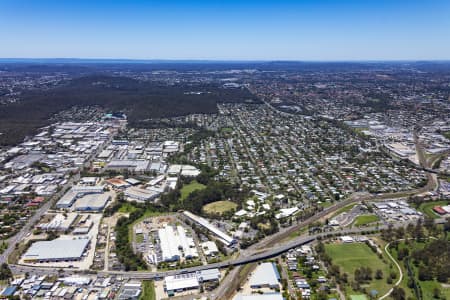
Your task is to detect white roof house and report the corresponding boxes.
[275,207,299,219]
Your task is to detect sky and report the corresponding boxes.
[0,0,449,61]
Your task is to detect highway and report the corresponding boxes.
[9,225,385,279]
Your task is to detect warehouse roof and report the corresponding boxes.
[74,193,110,210]
[164,273,199,291]
[23,238,89,261]
[249,262,280,288]
[183,211,235,246]
[233,293,283,300]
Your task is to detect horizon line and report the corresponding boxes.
[1,58,450,64]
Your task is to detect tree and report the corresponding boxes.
[0,263,12,280]
[391,287,406,300]
[433,287,441,299]
[375,269,383,279]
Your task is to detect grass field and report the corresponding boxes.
[353,214,380,226]
[118,202,138,214]
[203,200,237,214]
[139,281,156,300]
[333,203,357,216]
[325,243,394,297]
[418,200,448,219]
[180,180,206,200]
[220,127,234,133]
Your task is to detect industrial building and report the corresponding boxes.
[158,224,198,262]
[164,273,199,296]
[106,159,150,172]
[124,186,160,202]
[183,211,236,246]
[164,268,220,296]
[22,238,90,263]
[249,262,281,289]
[56,185,105,209]
[201,241,219,257]
[38,213,77,231]
[74,193,111,211]
[233,293,283,300]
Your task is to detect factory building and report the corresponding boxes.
[183,211,236,246]
[249,262,281,289]
[164,268,220,297]
[56,185,105,209]
[124,187,160,202]
[22,238,90,263]
[74,193,111,211]
[158,224,198,263]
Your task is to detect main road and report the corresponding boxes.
[9,224,387,279]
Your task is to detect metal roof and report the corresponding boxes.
[23,238,89,261]
[248,262,280,287]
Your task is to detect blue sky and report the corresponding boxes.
[0,0,449,60]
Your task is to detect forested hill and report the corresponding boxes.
[0,75,259,145]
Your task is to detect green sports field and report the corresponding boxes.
[353,214,379,226]
[180,180,206,200]
[325,242,394,297]
[203,200,237,214]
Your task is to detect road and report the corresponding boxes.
[0,172,79,265]
[0,134,112,265]
[9,225,385,279]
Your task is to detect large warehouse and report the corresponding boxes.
[249,262,281,289]
[74,193,111,211]
[158,224,198,262]
[22,238,90,263]
[183,211,236,246]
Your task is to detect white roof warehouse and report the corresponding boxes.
[22,238,90,263]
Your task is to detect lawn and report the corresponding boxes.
[418,200,449,219]
[118,202,138,214]
[203,200,237,214]
[220,127,234,134]
[139,281,156,300]
[325,243,394,297]
[180,180,206,200]
[353,215,380,226]
[333,203,358,217]
[420,280,450,299]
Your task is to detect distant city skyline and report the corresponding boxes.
[1,0,449,61]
